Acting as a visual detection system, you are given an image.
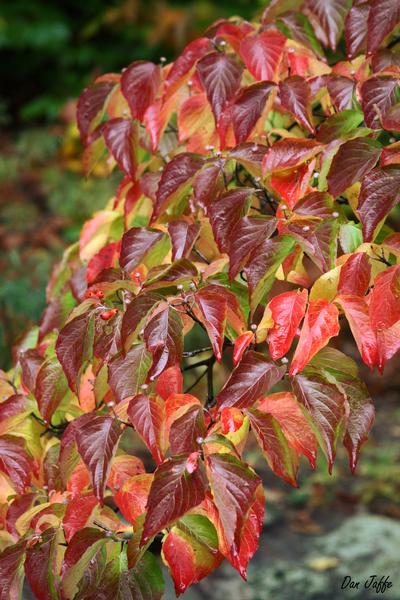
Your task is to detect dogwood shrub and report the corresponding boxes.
[1,0,400,597]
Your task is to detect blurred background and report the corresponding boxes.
[1,1,399,599]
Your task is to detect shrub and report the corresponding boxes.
[1,1,400,597]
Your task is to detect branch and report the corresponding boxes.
[183,346,212,357]
[184,367,208,393]
[206,355,216,409]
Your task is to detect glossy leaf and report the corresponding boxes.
[357,166,400,241]
[119,227,169,273]
[168,220,200,261]
[290,300,340,376]
[169,405,206,456]
[197,52,243,127]
[367,0,400,55]
[56,312,94,394]
[209,188,253,253]
[206,453,260,556]
[267,289,308,360]
[127,394,166,464]
[141,456,208,545]
[77,82,115,144]
[240,30,287,81]
[233,331,254,366]
[35,357,69,424]
[108,343,152,403]
[103,118,138,179]
[337,253,371,296]
[76,415,121,503]
[304,0,351,50]
[121,61,161,121]
[345,3,369,58]
[263,137,323,172]
[228,216,277,279]
[164,38,212,99]
[114,474,153,524]
[279,76,314,133]
[144,306,183,379]
[232,82,276,144]
[0,436,32,494]
[0,541,26,600]
[360,75,399,129]
[328,138,381,198]
[217,351,286,411]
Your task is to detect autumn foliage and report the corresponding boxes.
[1,0,400,597]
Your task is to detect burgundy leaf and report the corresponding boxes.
[35,358,69,424]
[56,312,94,394]
[169,405,206,455]
[209,188,253,253]
[77,82,115,144]
[144,306,183,380]
[119,227,168,273]
[240,30,287,81]
[168,220,200,261]
[286,219,338,273]
[193,163,223,211]
[294,192,333,218]
[360,75,399,129]
[206,453,260,556]
[75,415,121,503]
[62,494,99,543]
[217,351,286,411]
[304,0,351,50]
[292,374,345,471]
[326,74,355,112]
[192,287,227,362]
[0,436,32,493]
[59,413,93,486]
[246,409,299,486]
[103,118,138,179]
[0,541,26,600]
[367,0,400,55]
[382,103,400,131]
[121,61,161,121]
[128,394,166,464]
[108,343,151,403]
[120,292,162,351]
[197,51,243,127]
[344,3,370,58]
[232,82,276,144]
[141,456,208,545]
[279,76,314,133]
[25,529,60,600]
[228,216,277,279]
[19,349,43,394]
[337,253,371,296]
[263,137,323,172]
[327,137,381,198]
[357,166,400,241]
[152,153,204,221]
[343,381,375,473]
[371,48,400,72]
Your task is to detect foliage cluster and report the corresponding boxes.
[1,0,400,597]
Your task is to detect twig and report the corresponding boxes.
[206,355,216,409]
[183,346,212,357]
[184,367,208,393]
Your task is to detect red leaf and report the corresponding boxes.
[206,453,260,556]
[0,541,26,600]
[161,514,222,595]
[294,191,333,218]
[259,392,318,467]
[267,289,308,360]
[232,82,276,144]
[168,220,200,261]
[62,494,98,543]
[196,52,243,127]
[114,474,153,524]
[119,227,167,273]
[144,306,183,379]
[217,351,286,411]
[164,38,212,99]
[345,3,370,58]
[279,76,314,133]
[193,163,223,211]
[25,529,59,600]
[326,74,355,112]
[382,103,400,132]
[152,153,204,221]
[246,408,299,486]
[108,343,151,403]
[357,166,400,241]
[169,405,206,455]
[192,287,227,362]
[228,216,277,279]
[103,118,138,179]
[209,188,253,253]
[233,331,254,366]
[155,364,183,400]
[0,436,32,493]
[292,374,345,471]
[75,415,121,503]
[289,300,340,376]
[360,75,399,129]
[121,61,161,121]
[304,0,351,50]
[343,382,375,473]
[240,30,286,81]
[262,137,323,173]
[338,253,371,296]
[367,0,400,55]
[35,358,68,424]
[87,241,121,285]
[107,454,145,491]
[141,455,208,545]
[327,137,381,198]
[120,293,162,351]
[127,394,166,464]
[77,82,115,144]
[55,312,93,394]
